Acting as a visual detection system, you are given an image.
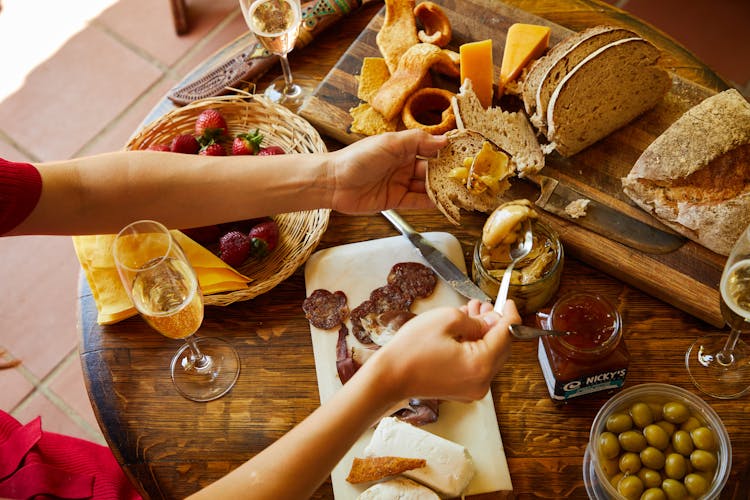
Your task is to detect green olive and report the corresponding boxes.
[607,412,634,433]
[619,451,642,474]
[671,430,694,456]
[637,468,663,489]
[661,478,688,500]
[647,402,664,421]
[619,430,648,452]
[643,424,670,450]
[601,457,620,476]
[690,449,718,472]
[630,402,655,428]
[662,402,690,424]
[680,416,701,432]
[640,487,667,500]
[664,453,687,479]
[690,426,716,451]
[655,420,676,438]
[617,474,644,500]
[599,431,621,459]
[640,446,666,470]
[609,472,625,488]
[683,473,710,497]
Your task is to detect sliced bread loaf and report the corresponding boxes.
[452,80,544,176]
[522,26,639,132]
[622,89,750,255]
[426,129,507,225]
[546,37,670,157]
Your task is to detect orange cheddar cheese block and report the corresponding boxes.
[459,39,493,108]
[498,23,551,96]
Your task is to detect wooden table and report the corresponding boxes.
[79,1,750,498]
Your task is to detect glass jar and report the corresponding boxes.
[472,220,563,315]
[537,293,630,402]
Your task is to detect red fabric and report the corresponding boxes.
[0,411,142,499]
[0,158,42,235]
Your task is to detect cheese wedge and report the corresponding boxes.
[357,477,439,499]
[498,23,550,96]
[365,417,475,498]
[459,39,493,108]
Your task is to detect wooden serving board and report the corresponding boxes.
[299,0,727,327]
[304,233,512,499]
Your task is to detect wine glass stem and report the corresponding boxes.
[717,328,742,366]
[185,335,211,370]
[279,54,295,93]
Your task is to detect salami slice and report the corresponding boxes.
[302,289,349,330]
[350,300,376,344]
[387,262,437,300]
[336,324,360,384]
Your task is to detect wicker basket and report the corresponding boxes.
[126,94,330,306]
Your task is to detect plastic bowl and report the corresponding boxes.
[584,383,731,499]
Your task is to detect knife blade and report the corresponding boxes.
[381,210,492,303]
[527,174,685,254]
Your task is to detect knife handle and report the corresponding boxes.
[381,210,415,237]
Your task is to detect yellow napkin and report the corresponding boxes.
[73,230,252,325]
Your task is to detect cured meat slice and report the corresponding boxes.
[392,398,440,426]
[351,284,412,344]
[336,324,360,385]
[303,289,349,330]
[387,262,437,300]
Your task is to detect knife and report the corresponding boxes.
[526,174,685,254]
[381,210,492,303]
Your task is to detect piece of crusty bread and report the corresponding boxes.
[522,25,639,132]
[452,80,544,176]
[622,89,750,256]
[426,129,506,225]
[546,37,670,157]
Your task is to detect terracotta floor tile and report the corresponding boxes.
[0,26,162,161]
[0,236,80,380]
[0,366,34,411]
[97,0,240,67]
[11,390,102,443]
[48,354,103,437]
[0,137,32,163]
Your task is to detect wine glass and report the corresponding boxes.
[239,0,310,111]
[686,224,750,399]
[113,220,240,402]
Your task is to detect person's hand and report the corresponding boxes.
[327,129,447,214]
[365,299,520,403]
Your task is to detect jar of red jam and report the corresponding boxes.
[537,293,629,402]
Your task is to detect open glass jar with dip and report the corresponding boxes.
[472,220,563,315]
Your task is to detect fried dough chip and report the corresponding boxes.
[346,456,427,484]
[376,0,420,74]
[357,57,391,102]
[350,103,399,136]
[371,43,459,121]
[414,1,452,48]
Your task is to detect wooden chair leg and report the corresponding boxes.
[170,0,189,35]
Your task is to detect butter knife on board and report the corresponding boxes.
[381,210,492,303]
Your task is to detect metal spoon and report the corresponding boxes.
[509,324,573,340]
[494,219,534,314]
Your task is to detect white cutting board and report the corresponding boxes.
[304,232,512,499]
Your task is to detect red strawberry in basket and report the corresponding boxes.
[218,231,251,268]
[258,145,286,156]
[249,218,279,258]
[199,143,226,156]
[170,134,200,154]
[232,129,264,155]
[195,109,228,143]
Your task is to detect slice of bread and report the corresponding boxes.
[453,80,544,176]
[622,89,750,256]
[522,25,639,132]
[546,37,670,157]
[426,129,507,225]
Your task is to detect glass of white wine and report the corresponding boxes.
[113,220,240,402]
[240,0,311,110]
[686,224,750,399]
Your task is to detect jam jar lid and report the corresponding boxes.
[548,292,622,354]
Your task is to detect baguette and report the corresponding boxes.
[546,37,670,157]
[622,89,750,256]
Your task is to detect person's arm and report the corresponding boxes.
[188,300,518,499]
[7,130,446,236]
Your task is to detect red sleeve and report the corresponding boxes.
[0,158,43,235]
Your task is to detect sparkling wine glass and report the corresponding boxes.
[113,220,240,402]
[686,224,750,399]
[240,0,310,110]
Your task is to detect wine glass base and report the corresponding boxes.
[170,337,240,402]
[686,334,750,399]
[263,74,313,112]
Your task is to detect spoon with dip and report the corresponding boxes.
[493,218,533,313]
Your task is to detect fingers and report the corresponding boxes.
[479,300,518,361]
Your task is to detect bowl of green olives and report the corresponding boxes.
[584,383,731,500]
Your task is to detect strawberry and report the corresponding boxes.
[219,218,265,234]
[231,129,264,155]
[195,109,228,144]
[170,134,200,154]
[199,143,226,156]
[181,225,221,245]
[146,144,170,152]
[218,231,251,267]
[249,219,279,258]
[258,145,286,156]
